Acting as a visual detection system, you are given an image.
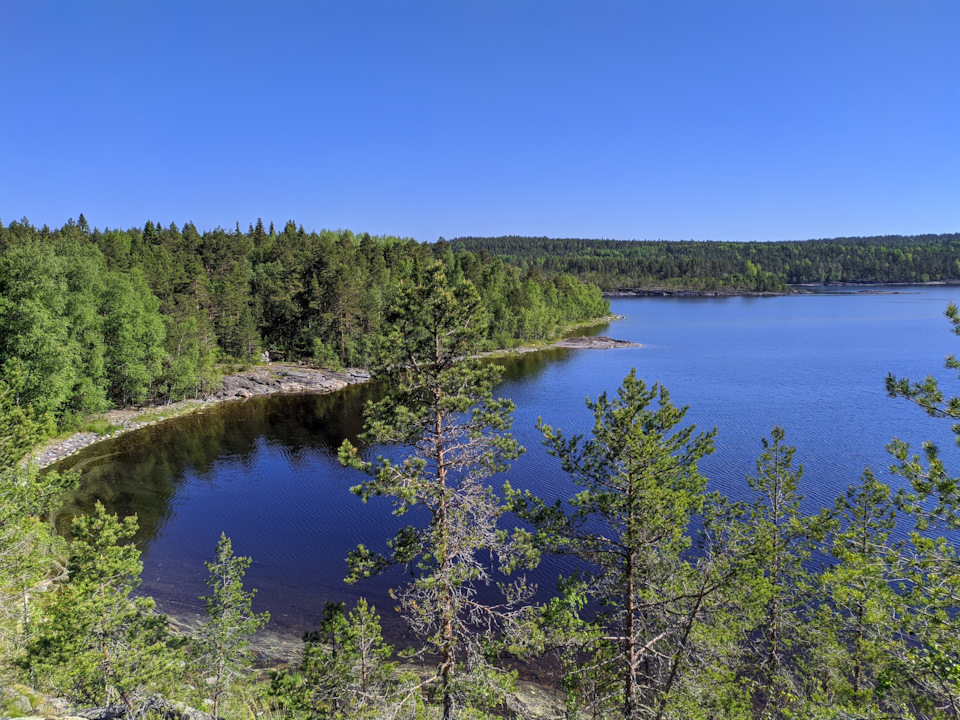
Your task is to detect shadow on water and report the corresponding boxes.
[490,347,574,383]
[52,382,385,551]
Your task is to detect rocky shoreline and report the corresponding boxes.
[553,335,640,349]
[33,327,644,470]
[32,365,371,469]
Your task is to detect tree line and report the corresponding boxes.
[450,234,960,292]
[0,216,608,432]
[3,264,960,718]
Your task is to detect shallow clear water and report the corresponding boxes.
[55,286,960,637]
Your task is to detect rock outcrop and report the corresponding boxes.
[552,335,640,349]
[213,366,369,400]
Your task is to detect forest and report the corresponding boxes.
[3,258,960,719]
[0,216,608,432]
[449,234,960,292]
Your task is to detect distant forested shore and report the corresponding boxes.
[0,216,608,432]
[451,233,960,293]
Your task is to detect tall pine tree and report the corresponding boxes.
[339,262,537,719]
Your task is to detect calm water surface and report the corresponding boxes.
[55,286,960,637]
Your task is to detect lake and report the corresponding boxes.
[54,285,960,639]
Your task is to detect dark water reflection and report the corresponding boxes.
[53,288,960,639]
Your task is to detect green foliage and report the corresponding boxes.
[0,366,76,669]
[0,361,48,465]
[193,533,269,717]
[805,472,909,716]
[12,223,960,718]
[513,369,724,719]
[25,503,179,712]
[878,302,960,716]
[78,418,121,435]
[311,338,342,370]
[339,263,538,719]
[270,599,411,719]
[739,427,817,709]
[451,233,960,291]
[159,314,221,402]
[101,271,165,406]
[886,302,960,531]
[0,218,608,426]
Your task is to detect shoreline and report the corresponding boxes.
[605,287,792,297]
[31,365,372,469]
[605,280,960,298]
[32,315,631,470]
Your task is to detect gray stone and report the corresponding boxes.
[180,708,215,720]
[5,692,33,715]
[74,705,125,720]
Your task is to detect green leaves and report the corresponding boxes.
[25,503,178,712]
[194,533,269,717]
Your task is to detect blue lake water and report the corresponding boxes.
[55,286,960,638]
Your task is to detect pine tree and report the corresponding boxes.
[511,369,719,718]
[0,364,76,668]
[739,427,819,716]
[193,533,269,718]
[272,599,405,718]
[26,504,177,712]
[339,262,537,719]
[885,302,960,714]
[806,472,908,715]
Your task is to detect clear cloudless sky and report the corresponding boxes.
[1,0,957,243]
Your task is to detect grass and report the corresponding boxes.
[79,418,122,436]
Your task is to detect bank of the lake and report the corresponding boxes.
[606,280,960,298]
[34,316,628,469]
[32,366,372,469]
[606,287,794,297]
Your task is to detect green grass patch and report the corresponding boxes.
[80,418,122,435]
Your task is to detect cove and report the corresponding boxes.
[53,286,960,640]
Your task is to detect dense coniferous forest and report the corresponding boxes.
[0,216,608,430]
[450,234,960,292]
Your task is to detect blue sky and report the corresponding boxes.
[2,1,957,243]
